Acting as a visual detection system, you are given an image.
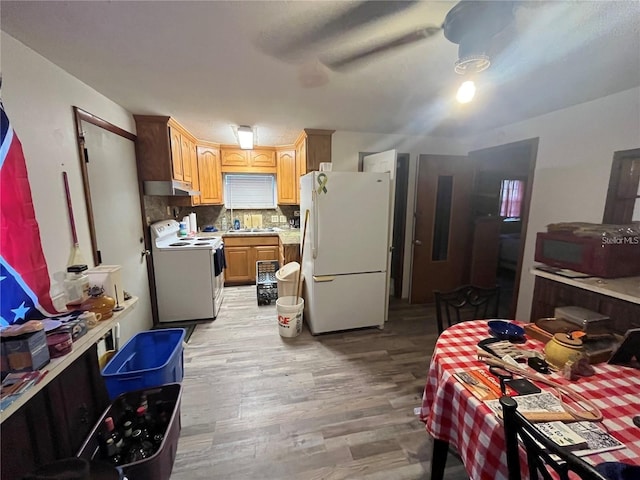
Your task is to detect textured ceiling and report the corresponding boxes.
[2,1,639,145]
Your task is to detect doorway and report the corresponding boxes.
[359,152,410,298]
[409,139,538,316]
[73,108,154,343]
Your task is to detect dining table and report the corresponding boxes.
[419,320,640,480]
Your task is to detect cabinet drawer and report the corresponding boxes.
[223,235,279,247]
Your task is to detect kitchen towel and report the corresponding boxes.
[189,212,197,234]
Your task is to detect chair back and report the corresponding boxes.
[499,396,608,480]
[434,284,500,334]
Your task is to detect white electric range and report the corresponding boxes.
[150,220,224,322]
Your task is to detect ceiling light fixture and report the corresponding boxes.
[237,125,254,150]
[456,80,476,104]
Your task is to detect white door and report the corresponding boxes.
[363,150,397,322]
[83,121,152,344]
[302,172,390,276]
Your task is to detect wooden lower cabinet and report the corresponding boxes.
[224,236,279,285]
[1,344,110,480]
[279,241,301,267]
[224,246,253,283]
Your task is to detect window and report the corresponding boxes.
[224,174,276,209]
[499,179,525,218]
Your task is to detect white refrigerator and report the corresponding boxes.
[300,171,391,334]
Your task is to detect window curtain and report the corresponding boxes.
[499,180,525,218]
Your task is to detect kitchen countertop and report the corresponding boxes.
[531,267,640,304]
[198,229,301,245]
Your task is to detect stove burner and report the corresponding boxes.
[194,242,211,246]
[196,237,216,241]
[169,242,190,247]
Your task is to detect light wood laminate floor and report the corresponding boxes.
[171,287,469,480]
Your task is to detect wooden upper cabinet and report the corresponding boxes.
[297,137,307,178]
[135,115,199,185]
[250,149,276,167]
[295,129,334,173]
[220,146,277,173]
[190,142,201,206]
[180,135,194,183]
[197,144,223,205]
[276,149,297,205]
[221,148,249,167]
[169,126,183,181]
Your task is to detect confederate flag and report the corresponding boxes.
[1,101,60,325]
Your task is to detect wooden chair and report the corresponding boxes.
[434,284,500,334]
[500,396,608,480]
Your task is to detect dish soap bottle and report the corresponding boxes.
[234,218,240,230]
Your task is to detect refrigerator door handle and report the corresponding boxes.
[313,275,335,282]
[312,188,318,259]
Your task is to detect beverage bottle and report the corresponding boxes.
[122,420,134,450]
[119,398,136,428]
[126,429,154,463]
[138,393,148,411]
[104,437,124,466]
[135,406,151,442]
[104,417,124,453]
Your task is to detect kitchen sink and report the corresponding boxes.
[225,228,281,234]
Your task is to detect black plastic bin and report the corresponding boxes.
[77,383,182,480]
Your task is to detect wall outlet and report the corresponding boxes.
[271,215,279,223]
[166,206,171,216]
[279,215,287,223]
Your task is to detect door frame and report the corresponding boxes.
[468,137,539,317]
[72,107,158,324]
[359,152,409,298]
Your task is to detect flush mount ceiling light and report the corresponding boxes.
[456,80,476,103]
[236,125,254,150]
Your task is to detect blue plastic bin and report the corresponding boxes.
[101,328,185,399]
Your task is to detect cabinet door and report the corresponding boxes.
[197,146,223,204]
[169,127,183,181]
[276,150,297,205]
[283,244,301,265]
[297,137,307,178]
[190,143,201,205]
[225,246,252,284]
[221,148,249,167]
[251,150,276,167]
[180,135,193,183]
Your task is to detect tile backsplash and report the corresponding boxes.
[143,196,299,231]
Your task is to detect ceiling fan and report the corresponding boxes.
[263,1,519,75]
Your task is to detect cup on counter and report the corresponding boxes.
[78,311,102,329]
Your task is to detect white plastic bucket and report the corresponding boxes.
[276,296,304,338]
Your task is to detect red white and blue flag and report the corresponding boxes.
[1,102,60,326]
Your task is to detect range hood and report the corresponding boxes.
[144,180,200,196]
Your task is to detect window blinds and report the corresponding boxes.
[224,174,276,209]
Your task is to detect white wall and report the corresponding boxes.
[332,131,468,298]
[1,32,135,302]
[466,87,640,321]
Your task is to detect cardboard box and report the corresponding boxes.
[1,329,50,375]
[86,265,124,305]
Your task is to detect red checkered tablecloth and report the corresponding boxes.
[420,320,640,480]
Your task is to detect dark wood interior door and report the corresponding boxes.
[410,154,474,304]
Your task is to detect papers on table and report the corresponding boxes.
[484,392,625,456]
